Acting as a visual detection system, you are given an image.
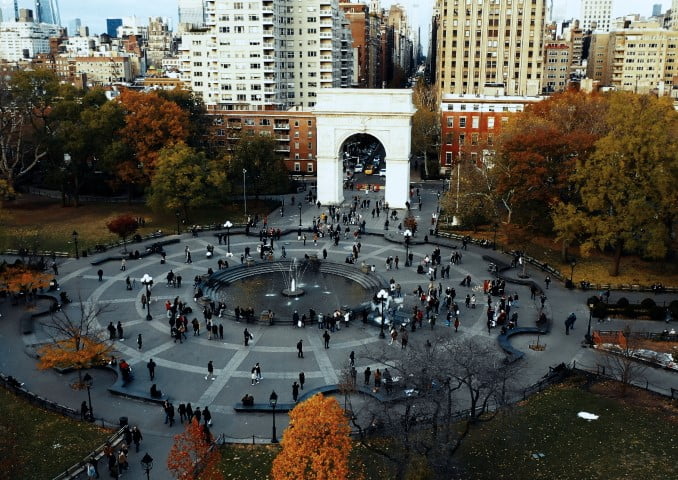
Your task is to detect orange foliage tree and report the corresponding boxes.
[116,90,189,188]
[37,300,114,385]
[106,215,139,252]
[0,264,51,295]
[271,394,353,480]
[167,419,222,480]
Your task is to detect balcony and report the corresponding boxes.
[274,123,290,130]
[275,135,290,141]
[275,146,291,153]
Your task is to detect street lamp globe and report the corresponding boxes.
[141,274,153,321]
[377,289,389,338]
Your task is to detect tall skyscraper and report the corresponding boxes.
[434,0,546,97]
[68,17,80,36]
[0,0,18,22]
[652,4,662,16]
[35,0,60,25]
[581,0,612,32]
[106,18,122,38]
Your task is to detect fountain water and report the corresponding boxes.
[280,258,308,297]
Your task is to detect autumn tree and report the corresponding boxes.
[37,299,114,386]
[0,264,51,297]
[229,133,289,196]
[117,90,189,188]
[147,143,228,222]
[156,88,209,151]
[552,92,678,275]
[271,394,352,480]
[410,82,440,179]
[167,419,222,480]
[106,215,139,252]
[495,90,607,228]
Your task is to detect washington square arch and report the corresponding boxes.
[313,89,416,209]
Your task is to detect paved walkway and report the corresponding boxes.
[1,178,676,479]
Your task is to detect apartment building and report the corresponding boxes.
[206,109,318,173]
[434,0,547,98]
[178,0,353,111]
[543,41,571,93]
[581,0,612,32]
[438,93,543,173]
[0,19,59,61]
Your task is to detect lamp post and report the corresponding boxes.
[83,372,93,420]
[569,258,577,286]
[243,168,247,217]
[298,203,302,227]
[224,221,233,254]
[141,274,153,321]
[140,452,153,480]
[492,223,498,251]
[72,230,79,259]
[585,302,594,346]
[175,210,181,235]
[377,288,388,339]
[403,229,412,267]
[269,390,278,443]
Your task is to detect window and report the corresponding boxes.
[307,162,314,173]
[459,134,465,146]
[472,133,479,146]
[472,116,479,128]
[447,117,454,127]
[446,133,453,145]
[459,117,467,127]
[294,162,301,172]
[445,152,453,165]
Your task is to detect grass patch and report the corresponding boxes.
[0,195,277,253]
[0,386,112,480]
[458,378,678,480]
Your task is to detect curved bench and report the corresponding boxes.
[497,326,548,363]
[107,371,168,405]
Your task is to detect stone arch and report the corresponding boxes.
[313,89,416,208]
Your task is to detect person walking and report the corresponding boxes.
[349,350,355,367]
[292,381,300,402]
[206,360,214,380]
[178,403,187,424]
[120,258,126,271]
[131,426,143,453]
[296,339,304,358]
[167,402,175,427]
[255,362,262,382]
[147,358,156,380]
[244,328,252,346]
[203,406,212,426]
[299,371,305,390]
[545,275,551,289]
[97,269,104,281]
[107,322,116,340]
[454,317,460,332]
[116,321,124,341]
[364,366,371,385]
[323,330,331,349]
[137,333,143,350]
[251,367,257,385]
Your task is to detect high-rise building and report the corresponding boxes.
[434,0,546,97]
[106,18,122,38]
[0,0,18,22]
[581,0,612,32]
[68,17,80,36]
[147,17,173,69]
[652,4,662,17]
[178,0,204,30]
[178,0,353,110]
[34,0,60,26]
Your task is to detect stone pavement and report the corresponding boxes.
[0,178,676,479]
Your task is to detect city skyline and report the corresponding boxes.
[8,0,665,35]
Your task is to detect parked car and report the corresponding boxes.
[354,163,364,173]
[379,168,386,177]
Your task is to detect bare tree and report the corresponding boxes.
[599,325,648,396]
[37,297,115,387]
[348,335,520,479]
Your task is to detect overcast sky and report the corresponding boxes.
[19,0,664,36]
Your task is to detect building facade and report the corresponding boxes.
[0,0,18,22]
[0,20,59,61]
[581,0,612,32]
[434,0,546,98]
[438,94,543,173]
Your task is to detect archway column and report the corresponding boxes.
[384,157,410,209]
[316,154,344,205]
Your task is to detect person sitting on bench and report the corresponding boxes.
[150,384,162,398]
[241,394,254,406]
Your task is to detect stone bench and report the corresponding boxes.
[497,326,548,362]
[107,370,167,405]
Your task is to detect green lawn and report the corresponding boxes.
[458,379,678,480]
[0,387,112,480]
[214,379,678,480]
[0,196,278,254]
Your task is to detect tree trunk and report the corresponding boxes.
[612,241,623,276]
[423,150,429,179]
[561,239,569,263]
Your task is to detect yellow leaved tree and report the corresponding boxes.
[271,394,353,480]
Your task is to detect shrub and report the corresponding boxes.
[668,301,678,318]
[640,298,656,309]
[649,306,666,321]
[592,303,607,319]
[616,297,630,307]
[587,296,601,307]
